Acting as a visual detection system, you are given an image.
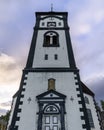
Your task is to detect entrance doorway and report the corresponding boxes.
[43,115,60,130]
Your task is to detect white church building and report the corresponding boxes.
[7,11,101,130]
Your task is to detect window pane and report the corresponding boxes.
[58,22,61,26]
[46,36,50,45]
[45,116,50,124]
[45,54,48,60]
[53,126,58,130]
[43,31,59,47]
[54,54,58,60]
[53,116,58,124]
[45,126,50,130]
[87,109,94,128]
[42,22,45,26]
[85,96,89,104]
[53,36,57,45]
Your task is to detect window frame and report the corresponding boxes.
[43,31,59,47]
[44,54,48,60]
[84,96,89,104]
[87,109,95,128]
[54,54,58,60]
[48,78,55,90]
[44,105,59,114]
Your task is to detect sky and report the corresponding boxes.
[0,0,104,115]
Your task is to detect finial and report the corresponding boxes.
[51,3,53,12]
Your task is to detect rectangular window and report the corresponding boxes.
[45,54,48,60]
[45,126,50,130]
[54,54,58,60]
[42,22,45,26]
[87,109,94,128]
[53,126,58,130]
[53,116,58,124]
[58,22,61,26]
[85,96,89,104]
[45,116,50,124]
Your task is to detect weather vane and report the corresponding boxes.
[51,3,53,12]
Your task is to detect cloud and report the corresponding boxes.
[0,101,11,115]
[65,0,104,102]
[0,53,21,83]
[67,0,104,37]
[0,101,11,108]
[84,75,104,103]
[0,53,21,103]
[0,108,7,116]
[66,0,104,72]
[0,0,104,114]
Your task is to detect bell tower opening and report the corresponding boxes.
[43,31,59,47]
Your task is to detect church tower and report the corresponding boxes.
[7,11,100,130]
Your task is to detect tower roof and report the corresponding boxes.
[35,11,68,16]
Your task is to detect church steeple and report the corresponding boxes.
[7,11,101,130]
[26,11,76,70]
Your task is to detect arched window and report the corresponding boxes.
[43,105,60,130]
[36,91,66,130]
[44,105,59,114]
[43,31,59,47]
[84,96,89,104]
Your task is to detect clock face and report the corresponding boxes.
[47,22,56,27]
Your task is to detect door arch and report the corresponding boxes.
[36,90,66,130]
[43,105,60,130]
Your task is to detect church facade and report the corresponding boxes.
[7,11,101,130]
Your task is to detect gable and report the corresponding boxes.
[36,90,66,100]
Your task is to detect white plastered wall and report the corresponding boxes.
[15,72,85,130]
[33,16,70,68]
[33,30,69,68]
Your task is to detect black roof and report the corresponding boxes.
[35,11,68,15]
[81,82,95,97]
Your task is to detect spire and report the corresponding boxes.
[51,3,53,12]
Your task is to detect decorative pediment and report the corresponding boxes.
[36,90,66,100]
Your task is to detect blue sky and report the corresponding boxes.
[0,0,104,115]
